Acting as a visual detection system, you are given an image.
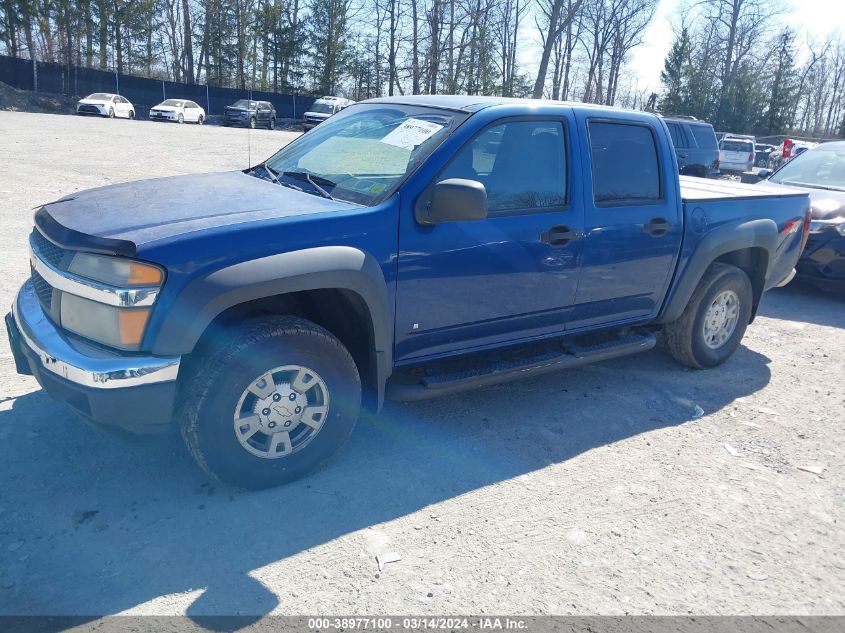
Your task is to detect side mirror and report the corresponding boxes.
[418,178,488,225]
[757,169,772,180]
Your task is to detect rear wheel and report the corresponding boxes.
[664,263,753,368]
[179,316,361,490]
[128,110,135,120]
[197,114,204,125]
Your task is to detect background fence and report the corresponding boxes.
[0,54,315,120]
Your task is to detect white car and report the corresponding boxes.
[718,135,755,173]
[76,93,135,119]
[149,99,206,124]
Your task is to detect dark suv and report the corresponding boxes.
[223,99,277,129]
[661,115,720,178]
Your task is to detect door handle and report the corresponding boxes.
[541,225,578,245]
[644,217,673,236]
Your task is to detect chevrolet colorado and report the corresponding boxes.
[6,96,811,489]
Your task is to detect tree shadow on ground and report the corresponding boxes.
[0,344,772,623]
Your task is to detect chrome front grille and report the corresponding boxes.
[31,269,53,310]
[30,230,69,269]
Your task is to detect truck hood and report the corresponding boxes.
[77,98,111,106]
[765,181,845,220]
[36,171,356,253]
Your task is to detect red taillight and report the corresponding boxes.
[748,153,754,162]
[715,158,720,170]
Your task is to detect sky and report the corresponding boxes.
[629,0,845,94]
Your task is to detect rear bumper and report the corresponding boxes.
[719,162,753,173]
[6,281,180,432]
[775,268,797,287]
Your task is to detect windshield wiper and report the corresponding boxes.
[252,163,306,193]
[283,171,336,200]
[259,163,280,184]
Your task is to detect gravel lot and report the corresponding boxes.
[0,111,843,617]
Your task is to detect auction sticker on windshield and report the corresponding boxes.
[381,118,444,150]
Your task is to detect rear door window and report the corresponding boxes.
[689,124,717,149]
[666,123,689,149]
[588,121,662,205]
[721,140,753,153]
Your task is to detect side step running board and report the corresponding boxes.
[386,331,657,402]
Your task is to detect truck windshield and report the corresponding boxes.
[263,103,467,205]
[308,102,335,114]
[769,147,845,191]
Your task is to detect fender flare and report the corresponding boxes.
[659,218,778,323]
[152,246,392,385]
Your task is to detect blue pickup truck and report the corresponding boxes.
[6,96,811,489]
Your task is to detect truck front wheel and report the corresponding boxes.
[664,263,753,369]
[178,316,361,489]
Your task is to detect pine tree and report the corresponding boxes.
[659,28,692,115]
[763,30,799,135]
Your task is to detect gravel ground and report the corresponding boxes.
[0,111,843,617]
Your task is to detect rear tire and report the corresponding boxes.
[664,263,753,369]
[129,110,135,120]
[179,316,361,490]
[197,115,204,125]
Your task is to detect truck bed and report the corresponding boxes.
[679,175,806,202]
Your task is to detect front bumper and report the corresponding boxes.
[223,113,251,126]
[77,104,106,116]
[6,281,181,432]
[796,230,845,292]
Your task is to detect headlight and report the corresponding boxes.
[68,253,163,286]
[61,294,151,350]
[61,253,162,350]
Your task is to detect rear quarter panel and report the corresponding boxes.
[660,193,809,322]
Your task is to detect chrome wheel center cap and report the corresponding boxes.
[255,383,307,432]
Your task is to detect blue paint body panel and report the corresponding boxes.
[30,96,812,388]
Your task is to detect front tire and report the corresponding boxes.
[179,316,361,490]
[107,108,114,118]
[248,116,256,129]
[664,263,753,369]
[177,113,184,124]
[267,117,276,130]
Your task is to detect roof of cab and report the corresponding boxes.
[360,94,626,114]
